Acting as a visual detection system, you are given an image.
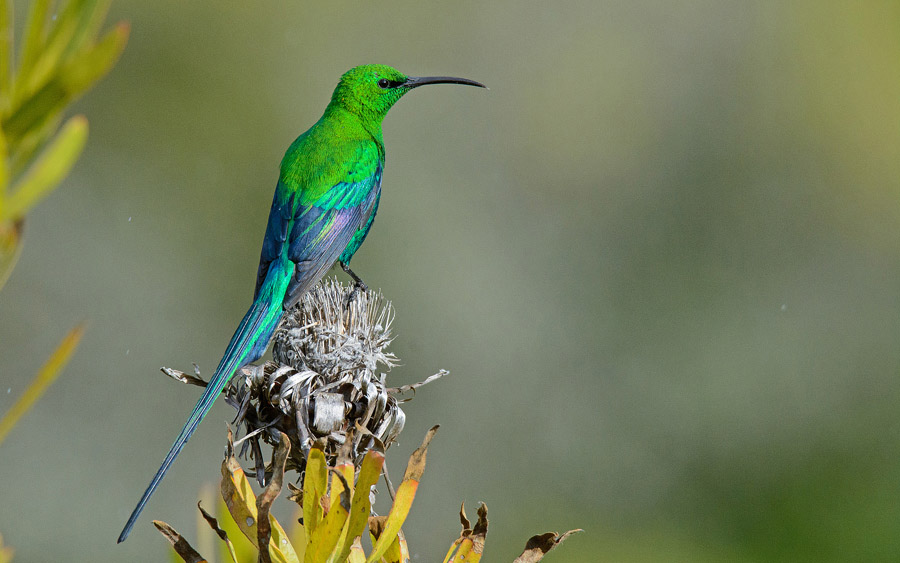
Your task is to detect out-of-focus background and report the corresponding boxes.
[2,1,900,561]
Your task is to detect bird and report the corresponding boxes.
[117,64,485,543]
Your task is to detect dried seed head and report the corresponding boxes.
[215,278,444,483]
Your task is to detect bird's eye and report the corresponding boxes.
[377,78,390,89]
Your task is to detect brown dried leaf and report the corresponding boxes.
[161,366,208,387]
[197,502,239,563]
[446,503,487,563]
[287,482,303,505]
[386,370,448,395]
[256,432,290,563]
[512,529,582,563]
[403,425,438,481]
[459,503,472,533]
[153,520,208,563]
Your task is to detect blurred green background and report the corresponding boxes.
[2,1,900,561]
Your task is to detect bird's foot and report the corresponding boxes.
[346,279,369,307]
[340,261,369,307]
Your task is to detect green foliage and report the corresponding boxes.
[0,4,127,558]
[0,0,128,288]
[0,322,84,445]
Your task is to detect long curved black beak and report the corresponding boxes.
[401,76,487,89]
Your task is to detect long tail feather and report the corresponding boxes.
[117,290,284,543]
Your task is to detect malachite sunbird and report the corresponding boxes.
[118,64,484,542]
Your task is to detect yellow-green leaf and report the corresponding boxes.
[0,122,8,195]
[365,427,437,563]
[323,461,355,563]
[302,445,327,539]
[305,470,350,563]
[0,322,85,445]
[220,440,258,544]
[3,21,127,144]
[217,496,257,563]
[289,508,308,563]
[58,21,128,96]
[219,434,296,563]
[7,110,62,180]
[0,531,14,563]
[333,448,384,563]
[381,529,404,563]
[4,114,87,221]
[64,0,113,60]
[330,453,354,510]
[1,79,66,144]
[0,218,22,292]
[16,0,51,95]
[0,0,12,109]
[21,0,84,98]
[348,538,365,563]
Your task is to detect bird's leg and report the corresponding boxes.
[340,261,368,303]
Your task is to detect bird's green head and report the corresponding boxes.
[328,64,485,125]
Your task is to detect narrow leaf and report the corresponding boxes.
[2,75,67,144]
[198,502,239,563]
[0,322,85,445]
[217,496,258,563]
[220,428,260,545]
[347,538,365,563]
[58,21,129,95]
[323,456,355,563]
[257,433,299,563]
[0,0,11,112]
[511,530,582,563]
[305,470,351,563]
[3,21,127,145]
[397,529,410,563]
[0,218,22,292]
[219,430,296,563]
[16,0,50,94]
[332,448,384,563]
[0,531,14,563]
[289,508,307,563]
[161,366,208,387]
[0,122,8,197]
[153,520,209,563]
[4,114,87,221]
[21,0,85,98]
[302,444,327,539]
[65,0,113,59]
[365,426,438,563]
[380,531,404,563]
[449,504,487,563]
[7,110,61,179]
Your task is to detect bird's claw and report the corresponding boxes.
[345,280,368,307]
[340,261,368,307]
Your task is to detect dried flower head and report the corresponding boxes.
[165,278,445,485]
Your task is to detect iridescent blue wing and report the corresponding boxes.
[254,164,382,308]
